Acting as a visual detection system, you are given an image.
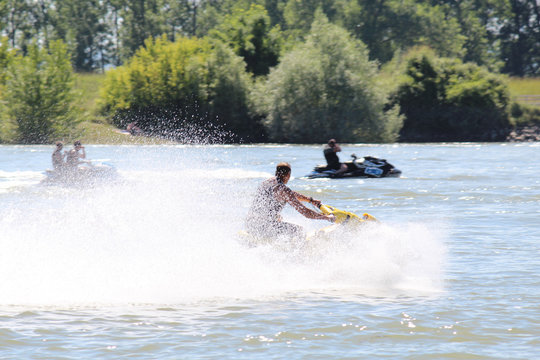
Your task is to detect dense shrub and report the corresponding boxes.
[0,38,14,142]
[253,13,402,143]
[100,35,262,142]
[510,102,540,127]
[99,35,210,134]
[209,4,283,77]
[0,38,12,85]
[393,52,511,141]
[1,40,81,144]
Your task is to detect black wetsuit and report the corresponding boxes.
[245,177,303,239]
[324,145,341,170]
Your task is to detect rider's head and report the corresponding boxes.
[74,140,82,149]
[328,139,336,148]
[56,141,63,149]
[275,162,291,183]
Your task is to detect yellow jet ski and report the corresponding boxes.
[239,204,378,247]
[307,204,377,241]
[317,204,377,224]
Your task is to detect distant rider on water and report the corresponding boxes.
[324,139,348,176]
[52,141,65,172]
[64,140,87,173]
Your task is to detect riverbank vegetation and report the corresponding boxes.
[0,0,539,144]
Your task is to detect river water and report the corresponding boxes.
[0,143,538,359]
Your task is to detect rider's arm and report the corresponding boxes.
[293,191,310,203]
[79,147,86,159]
[276,186,333,221]
[292,191,322,207]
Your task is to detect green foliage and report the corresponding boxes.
[100,35,209,112]
[0,36,13,85]
[0,0,538,79]
[341,0,466,64]
[416,0,503,70]
[161,0,195,39]
[254,13,402,143]
[283,0,338,37]
[393,51,511,141]
[509,103,540,127]
[1,40,81,144]
[209,4,283,76]
[117,0,168,60]
[450,1,499,69]
[205,40,265,141]
[196,0,287,34]
[0,37,15,141]
[0,0,534,144]
[497,0,540,76]
[100,35,260,142]
[1,0,42,53]
[54,0,108,71]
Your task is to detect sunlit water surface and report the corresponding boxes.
[0,143,538,359]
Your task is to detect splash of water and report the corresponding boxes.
[0,150,445,306]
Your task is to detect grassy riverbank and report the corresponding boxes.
[74,73,175,145]
[508,77,540,96]
[509,77,540,109]
[74,73,540,144]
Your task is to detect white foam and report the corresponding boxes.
[0,161,446,305]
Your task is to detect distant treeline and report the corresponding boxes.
[2,0,538,76]
[0,0,539,144]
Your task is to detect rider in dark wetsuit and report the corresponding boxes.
[324,145,340,170]
[246,162,334,240]
[323,139,348,176]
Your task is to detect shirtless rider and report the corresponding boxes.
[64,140,87,173]
[246,162,335,240]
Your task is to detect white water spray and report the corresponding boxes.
[0,147,446,305]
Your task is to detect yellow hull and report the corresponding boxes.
[239,204,378,247]
[318,204,377,224]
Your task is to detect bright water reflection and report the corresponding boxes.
[0,143,539,359]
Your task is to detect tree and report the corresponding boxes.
[254,12,402,143]
[205,40,265,141]
[196,0,287,37]
[209,4,283,76]
[118,0,167,59]
[0,36,12,84]
[2,40,80,143]
[112,0,198,62]
[54,0,110,71]
[393,51,511,142]
[340,0,466,64]
[439,0,499,68]
[0,36,15,142]
[283,0,338,38]
[1,0,37,52]
[100,35,260,142]
[498,0,540,76]
[161,0,193,40]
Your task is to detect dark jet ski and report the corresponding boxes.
[305,155,401,179]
